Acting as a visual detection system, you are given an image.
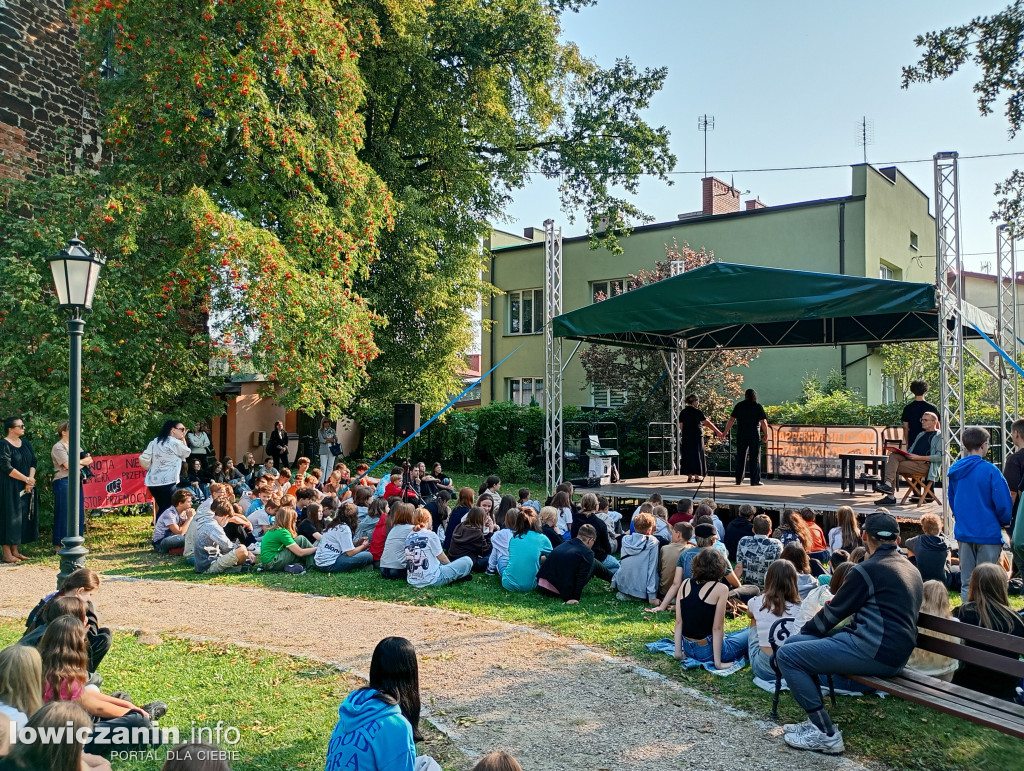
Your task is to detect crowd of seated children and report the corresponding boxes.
[22,569,111,674]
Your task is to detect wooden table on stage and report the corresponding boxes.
[839,454,888,494]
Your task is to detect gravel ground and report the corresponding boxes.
[0,565,871,771]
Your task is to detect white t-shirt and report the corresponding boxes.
[247,509,271,538]
[315,525,355,568]
[827,527,843,552]
[556,506,573,534]
[404,529,443,587]
[488,528,514,574]
[747,595,804,649]
[381,524,414,569]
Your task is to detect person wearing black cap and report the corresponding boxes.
[774,511,923,755]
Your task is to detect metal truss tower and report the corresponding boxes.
[997,224,1020,463]
[668,258,687,475]
[934,152,966,530]
[544,219,564,496]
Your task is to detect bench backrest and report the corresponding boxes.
[916,611,1024,679]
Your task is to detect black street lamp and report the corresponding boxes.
[50,235,105,588]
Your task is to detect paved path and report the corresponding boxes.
[0,565,866,770]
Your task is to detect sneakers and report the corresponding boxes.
[284,564,306,574]
[873,481,893,494]
[782,719,814,734]
[784,724,844,754]
[142,701,168,720]
[874,494,897,505]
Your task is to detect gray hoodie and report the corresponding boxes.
[611,532,660,600]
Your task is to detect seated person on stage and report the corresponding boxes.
[152,489,195,553]
[775,512,923,755]
[735,515,782,590]
[611,513,660,604]
[536,524,597,605]
[904,512,960,592]
[194,501,252,575]
[874,411,942,505]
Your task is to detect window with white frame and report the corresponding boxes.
[879,263,895,280]
[881,374,896,405]
[592,278,628,303]
[509,377,544,406]
[508,289,543,335]
[592,386,627,409]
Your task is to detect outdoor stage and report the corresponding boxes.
[600,474,941,521]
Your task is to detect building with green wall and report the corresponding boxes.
[480,164,937,410]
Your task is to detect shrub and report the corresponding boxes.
[495,451,532,482]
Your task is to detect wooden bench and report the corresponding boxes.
[848,612,1024,739]
[898,472,942,507]
[770,612,1024,739]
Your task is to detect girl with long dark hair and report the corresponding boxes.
[325,637,440,770]
[142,419,191,518]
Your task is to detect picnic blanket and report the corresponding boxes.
[646,638,747,676]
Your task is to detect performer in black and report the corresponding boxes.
[678,394,725,483]
[723,389,769,486]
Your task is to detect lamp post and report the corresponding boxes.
[50,235,105,589]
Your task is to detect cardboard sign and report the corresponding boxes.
[768,425,882,478]
[82,454,152,509]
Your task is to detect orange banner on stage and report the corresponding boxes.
[768,425,883,477]
[82,454,152,510]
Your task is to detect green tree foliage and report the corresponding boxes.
[903,2,1024,232]
[354,0,675,413]
[579,241,759,431]
[879,342,998,422]
[0,0,392,451]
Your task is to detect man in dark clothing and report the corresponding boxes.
[775,511,923,755]
[537,525,597,604]
[1003,419,1024,508]
[900,380,938,450]
[724,503,755,562]
[723,389,769,486]
[571,503,618,581]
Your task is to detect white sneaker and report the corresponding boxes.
[784,725,844,754]
[782,719,814,734]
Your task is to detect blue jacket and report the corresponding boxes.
[948,455,1012,545]
[325,689,415,771]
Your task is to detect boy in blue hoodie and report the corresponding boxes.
[948,426,1013,602]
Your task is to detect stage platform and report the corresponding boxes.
[599,474,940,521]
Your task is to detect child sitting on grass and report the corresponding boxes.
[315,502,373,573]
[380,503,417,580]
[405,509,473,588]
[651,505,672,543]
[0,643,42,734]
[658,522,693,599]
[903,579,959,681]
[23,568,111,674]
[539,506,564,550]
[487,508,519,575]
[502,508,552,592]
[260,507,317,573]
[448,506,493,572]
[612,512,660,604]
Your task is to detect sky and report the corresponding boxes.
[500,0,1024,272]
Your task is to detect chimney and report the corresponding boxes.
[522,227,545,241]
[701,177,741,216]
[745,198,766,211]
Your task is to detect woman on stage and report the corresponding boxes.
[678,394,724,483]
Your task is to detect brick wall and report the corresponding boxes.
[701,176,741,216]
[0,0,101,178]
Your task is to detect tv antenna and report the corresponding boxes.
[856,116,874,164]
[698,114,715,178]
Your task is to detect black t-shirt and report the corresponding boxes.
[297,519,319,542]
[730,400,767,436]
[1004,447,1024,493]
[901,399,938,447]
[678,406,706,435]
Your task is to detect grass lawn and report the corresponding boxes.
[0,622,463,771]
[15,514,1020,771]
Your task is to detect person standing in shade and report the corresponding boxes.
[185,422,212,469]
[723,389,769,486]
[143,420,192,519]
[317,419,339,480]
[678,394,725,483]
[51,421,93,551]
[1,417,37,563]
[266,420,290,470]
[901,380,938,450]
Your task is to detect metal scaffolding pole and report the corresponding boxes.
[997,224,1020,463]
[544,219,564,497]
[669,258,686,475]
[934,152,966,532]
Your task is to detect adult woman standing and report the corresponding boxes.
[51,421,93,551]
[185,422,212,469]
[723,388,769,486]
[266,420,290,470]
[678,394,725,483]
[1,417,37,563]
[142,420,191,517]
[317,419,339,479]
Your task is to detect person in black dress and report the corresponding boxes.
[723,389,769,486]
[1,416,38,563]
[266,421,290,469]
[678,394,725,483]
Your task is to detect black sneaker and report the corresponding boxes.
[142,701,167,720]
[873,481,893,494]
[875,494,897,506]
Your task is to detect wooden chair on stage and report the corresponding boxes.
[899,473,941,507]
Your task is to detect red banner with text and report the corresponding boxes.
[82,454,152,510]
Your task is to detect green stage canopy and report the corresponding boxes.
[552,262,991,351]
